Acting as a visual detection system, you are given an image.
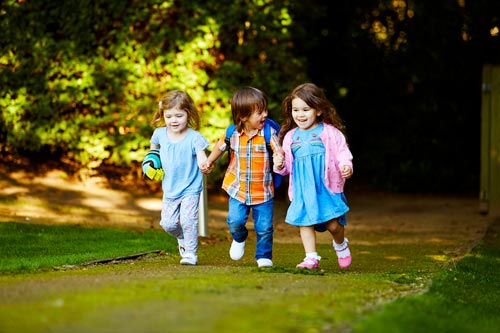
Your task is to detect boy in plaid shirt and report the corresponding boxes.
[201,87,282,268]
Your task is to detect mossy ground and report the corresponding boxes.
[0,167,496,332]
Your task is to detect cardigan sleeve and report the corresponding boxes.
[321,124,353,194]
[334,130,353,170]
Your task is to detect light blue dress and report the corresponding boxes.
[285,123,349,231]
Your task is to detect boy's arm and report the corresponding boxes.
[200,138,226,173]
[206,139,226,165]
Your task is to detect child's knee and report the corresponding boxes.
[327,219,344,234]
[160,219,177,233]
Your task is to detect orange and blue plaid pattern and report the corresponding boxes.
[221,129,279,205]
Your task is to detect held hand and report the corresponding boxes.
[273,151,285,170]
[340,165,353,179]
[200,160,213,174]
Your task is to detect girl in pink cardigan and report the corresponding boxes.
[274,83,353,270]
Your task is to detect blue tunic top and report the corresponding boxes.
[285,123,349,230]
[151,127,209,200]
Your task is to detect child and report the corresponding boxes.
[200,87,281,268]
[149,90,210,265]
[273,83,353,270]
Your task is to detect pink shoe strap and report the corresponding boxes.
[336,246,351,259]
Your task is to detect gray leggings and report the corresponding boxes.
[160,193,200,254]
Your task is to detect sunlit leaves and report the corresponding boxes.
[0,0,305,176]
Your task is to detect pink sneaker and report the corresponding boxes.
[296,257,319,269]
[335,240,352,269]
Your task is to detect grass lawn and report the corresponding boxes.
[353,218,500,333]
[0,222,175,272]
[0,220,498,332]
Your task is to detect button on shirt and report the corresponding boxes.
[221,129,279,205]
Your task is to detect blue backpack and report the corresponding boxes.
[224,118,283,188]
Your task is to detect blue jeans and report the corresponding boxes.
[227,197,274,260]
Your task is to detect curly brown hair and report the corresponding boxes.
[279,83,345,143]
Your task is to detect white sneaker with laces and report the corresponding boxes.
[229,240,245,260]
[257,258,273,268]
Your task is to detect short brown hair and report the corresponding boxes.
[231,87,268,133]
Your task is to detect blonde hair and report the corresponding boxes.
[151,90,200,130]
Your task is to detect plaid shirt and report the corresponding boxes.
[220,128,280,205]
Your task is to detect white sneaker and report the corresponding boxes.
[180,253,197,265]
[257,258,273,268]
[229,240,245,260]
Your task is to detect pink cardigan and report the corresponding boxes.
[274,123,353,201]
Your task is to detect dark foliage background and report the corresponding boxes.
[289,0,499,192]
[1,0,499,193]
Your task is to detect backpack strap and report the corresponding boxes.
[263,121,271,146]
[224,120,283,188]
[263,118,281,146]
[227,119,277,146]
[263,120,274,160]
[224,124,236,156]
[263,119,283,188]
